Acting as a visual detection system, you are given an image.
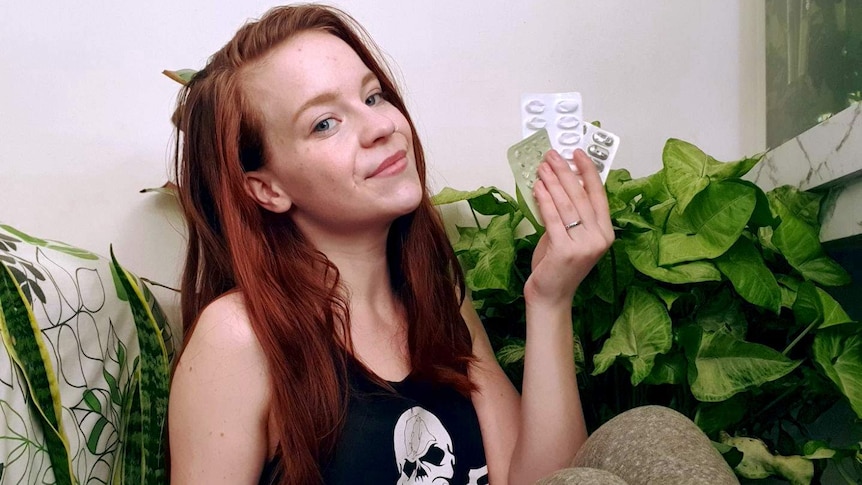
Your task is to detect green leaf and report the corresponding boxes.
[707,154,762,181]
[496,340,526,366]
[802,440,836,460]
[793,282,854,331]
[623,231,722,284]
[795,257,853,287]
[713,441,745,468]
[592,287,673,385]
[606,169,651,203]
[120,380,143,485]
[647,198,676,229]
[111,249,171,485]
[463,214,516,292]
[662,139,711,213]
[110,255,130,302]
[594,245,634,304]
[734,180,776,228]
[695,393,748,435]
[643,351,686,385]
[769,185,822,227]
[768,186,850,286]
[680,327,801,402]
[584,301,616,342]
[776,275,800,309]
[452,226,484,254]
[658,181,756,265]
[813,327,862,418]
[163,68,198,85]
[612,208,654,231]
[605,169,632,195]
[693,289,748,340]
[644,170,674,202]
[651,287,681,310]
[432,186,517,215]
[720,432,814,484]
[715,238,782,313]
[0,263,74,484]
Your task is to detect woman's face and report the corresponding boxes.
[243,30,422,237]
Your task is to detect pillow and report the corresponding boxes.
[0,223,173,484]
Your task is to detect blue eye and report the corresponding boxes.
[313,118,335,133]
[365,93,384,106]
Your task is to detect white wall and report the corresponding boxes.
[0,1,765,326]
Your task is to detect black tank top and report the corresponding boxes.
[260,361,488,484]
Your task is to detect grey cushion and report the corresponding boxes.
[536,467,629,485]
[572,406,739,485]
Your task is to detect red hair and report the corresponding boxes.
[173,4,473,484]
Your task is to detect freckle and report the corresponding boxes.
[188,366,193,372]
[220,432,225,437]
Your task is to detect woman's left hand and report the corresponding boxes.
[524,148,615,307]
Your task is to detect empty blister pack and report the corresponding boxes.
[582,123,620,182]
[507,128,551,226]
[520,92,583,165]
[519,91,620,184]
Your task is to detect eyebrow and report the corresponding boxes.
[291,71,379,124]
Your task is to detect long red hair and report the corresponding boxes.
[173,4,473,484]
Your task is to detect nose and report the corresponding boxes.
[358,105,397,147]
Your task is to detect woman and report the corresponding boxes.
[167,4,614,484]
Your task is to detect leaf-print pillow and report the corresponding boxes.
[0,223,173,485]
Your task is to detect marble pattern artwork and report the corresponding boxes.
[751,102,861,193]
[748,102,862,243]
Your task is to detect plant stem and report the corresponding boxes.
[512,264,527,285]
[836,457,857,485]
[470,206,482,229]
[610,246,621,315]
[748,386,796,424]
[783,318,820,356]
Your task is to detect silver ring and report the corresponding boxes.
[564,220,582,230]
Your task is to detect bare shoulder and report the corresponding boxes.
[459,293,492,354]
[169,292,272,484]
[459,292,521,484]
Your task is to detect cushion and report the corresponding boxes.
[0,223,173,484]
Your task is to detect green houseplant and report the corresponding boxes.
[433,138,861,484]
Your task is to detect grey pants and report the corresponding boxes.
[536,406,740,485]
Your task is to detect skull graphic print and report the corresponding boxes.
[393,406,488,485]
[394,407,455,484]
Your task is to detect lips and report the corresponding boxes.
[367,150,407,178]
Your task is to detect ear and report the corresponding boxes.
[244,169,292,213]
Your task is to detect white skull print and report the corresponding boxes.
[466,465,488,485]
[394,406,455,484]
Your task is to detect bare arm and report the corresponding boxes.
[468,148,613,485]
[169,293,272,485]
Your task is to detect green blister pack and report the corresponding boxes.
[507,128,552,226]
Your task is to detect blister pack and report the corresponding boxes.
[506,128,552,226]
[516,91,620,181]
[520,92,583,165]
[582,123,619,182]
[511,92,621,227]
